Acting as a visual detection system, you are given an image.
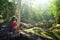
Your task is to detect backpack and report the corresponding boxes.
[7,22,12,32]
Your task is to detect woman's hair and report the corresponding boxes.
[11,17,17,22]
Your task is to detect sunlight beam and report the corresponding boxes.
[31,0,51,10]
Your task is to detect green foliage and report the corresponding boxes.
[0,0,15,24]
[56,0,60,23]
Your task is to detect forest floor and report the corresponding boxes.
[19,22,60,40]
[0,22,60,40]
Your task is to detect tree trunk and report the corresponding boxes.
[15,0,21,26]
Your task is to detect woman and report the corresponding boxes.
[7,16,19,33]
[10,17,17,32]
